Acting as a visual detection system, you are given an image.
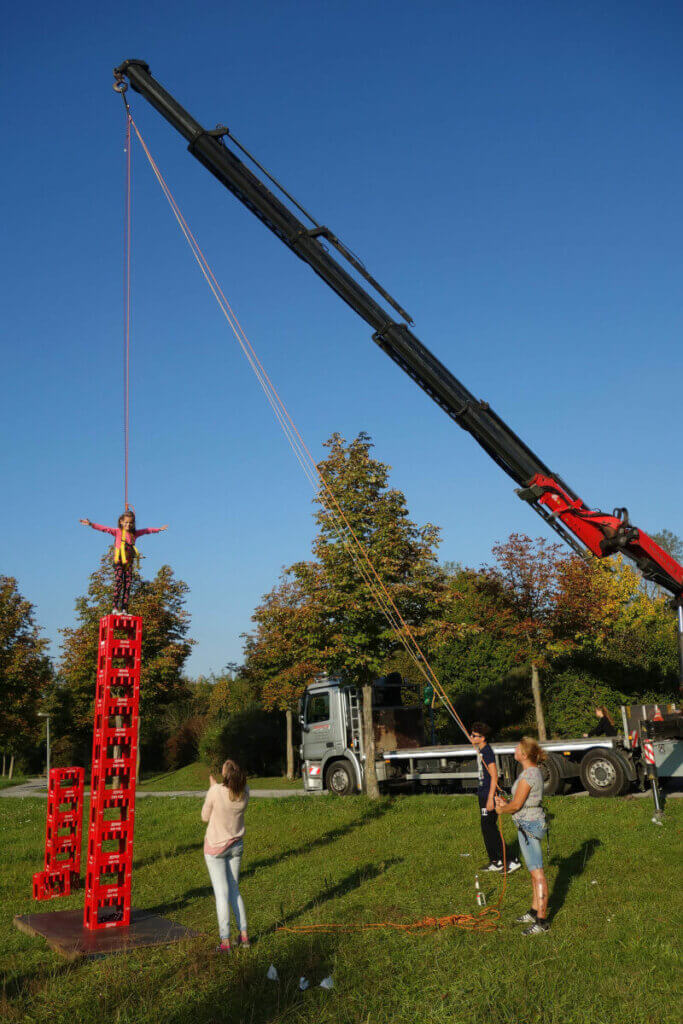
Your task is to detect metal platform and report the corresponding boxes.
[13,908,198,960]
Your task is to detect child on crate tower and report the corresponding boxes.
[79,510,167,614]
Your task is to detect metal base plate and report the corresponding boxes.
[13,908,198,960]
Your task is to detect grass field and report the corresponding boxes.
[139,762,302,791]
[0,775,27,791]
[1,794,680,1024]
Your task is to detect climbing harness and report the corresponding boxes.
[114,532,140,566]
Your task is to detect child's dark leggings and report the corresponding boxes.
[478,791,504,863]
[113,564,132,611]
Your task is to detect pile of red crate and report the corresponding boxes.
[83,613,142,930]
[32,766,85,899]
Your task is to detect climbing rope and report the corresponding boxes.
[119,100,514,934]
[277,819,509,935]
[114,76,133,511]
[128,113,471,743]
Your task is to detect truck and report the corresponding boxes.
[299,674,682,799]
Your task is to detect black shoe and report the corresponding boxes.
[522,919,550,935]
[484,860,504,872]
[515,909,537,924]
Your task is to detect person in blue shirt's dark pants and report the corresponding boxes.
[471,722,521,873]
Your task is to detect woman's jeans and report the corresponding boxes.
[515,818,547,872]
[204,839,247,939]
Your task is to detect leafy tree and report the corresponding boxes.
[60,553,194,769]
[484,535,611,740]
[249,432,446,796]
[244,568,325,778]
[0,577,53,776]
[651,529,683,563]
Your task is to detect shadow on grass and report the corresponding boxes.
[548,837,601,921]
[145,855,401,925]
[164,932,339,1024]
[134,798,393,872]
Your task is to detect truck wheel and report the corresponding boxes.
[517,754,564,795]
[579,749,627,797]
[325,760,355,796]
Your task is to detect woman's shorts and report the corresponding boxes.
[515,818,546,871]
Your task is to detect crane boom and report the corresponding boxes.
[113,58,683,633]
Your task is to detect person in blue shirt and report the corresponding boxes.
[470,722,521,873]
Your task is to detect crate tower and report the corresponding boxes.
[32,766,85,900]
[83,613,142,930]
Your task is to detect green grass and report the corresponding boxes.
[139,762,302,791]
[1,794,680,1024]
[0,775,27,791]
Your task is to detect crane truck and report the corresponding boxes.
[112,60,683,804]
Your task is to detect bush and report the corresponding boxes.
[199,704,284,776]
[164,715,207,769]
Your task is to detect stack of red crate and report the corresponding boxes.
[32,766,85,900]
[83,613,142,930]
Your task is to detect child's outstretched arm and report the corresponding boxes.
[79,519,116,535]
[134,525,169,537]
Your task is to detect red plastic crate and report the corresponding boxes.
[84,614,142,930]
[32,766,85,901]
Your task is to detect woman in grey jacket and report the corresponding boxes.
[495,737,550,935]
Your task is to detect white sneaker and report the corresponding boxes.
[507,859,522,873]
[484,860,504,872]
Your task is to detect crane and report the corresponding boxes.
[112,59,683,689]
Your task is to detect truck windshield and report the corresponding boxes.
[306,692,330,724]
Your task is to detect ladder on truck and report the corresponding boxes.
[346,688,364,761]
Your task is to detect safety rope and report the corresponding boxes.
[122,107,132,510]
[277,818,509,935]
[120,101,513,934]
[128,115,471,743]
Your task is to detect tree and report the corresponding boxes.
[651,529,683,563]
[294,434,446,794]
[60,553,194,769]
[244,566,327,778]
[0,577,53,776]
[484,535,610,740]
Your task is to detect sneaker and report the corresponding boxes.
[507,859,522,873]
[238,934,251,949]
[484,860,504,872]
[216,941,232,953]
[515,910,537,924]
[522,920,550,935]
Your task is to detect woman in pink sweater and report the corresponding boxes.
[202,759,250,952]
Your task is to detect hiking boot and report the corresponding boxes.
[522,920,550,935]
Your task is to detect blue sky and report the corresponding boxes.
[2,1,681,677]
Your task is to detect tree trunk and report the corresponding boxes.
[362,684,380,799]
[8,755,14,780]
[531,661,547,741]
[285,708,295,780]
